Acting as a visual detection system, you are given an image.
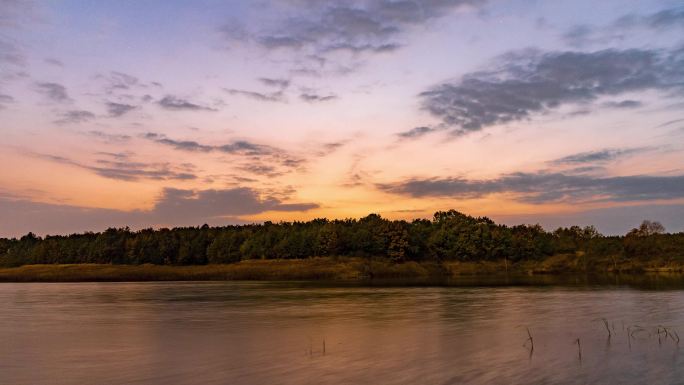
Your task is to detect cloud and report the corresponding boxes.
[106,101,137,117]
[0,92,14,108]
[495,203,684,236]
[143,132,275,156]
[615,6,684,30]
[0,0,35,29]
[300,92,337,102]
[256,1,480,52]
[95,71,163,99]
[259,77,290,88]
[144,133,213,152]
[561,25,623,48]
[157,95,215,111]
[657,118,684,128]
[221,0,484,71]
[0,187,319,236]
[238,163,283,177]
[218,141,277,156]
[419,48,684,134]
[89,160,197,182]
[564,6,684,47]
[601,100,643,109]
[151,187,319,219]
[396,126,440,139]
[98,71,139,92]
[0,198,138,237]
[37,153,196,182]
[143,132,306,176]
[378,171,684,204]
[0,1,35,69]
[35,82,71,102]
[95,151,132,161]
[549,147,651,165]
[54,110,96,124]
[85,130,131,143]
[225,88,285,102]
[316,141,346,156]
[0,38,24,66]
[44,58,63,67]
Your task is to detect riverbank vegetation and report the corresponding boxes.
[1,257,684,283]
[1,211,682,276]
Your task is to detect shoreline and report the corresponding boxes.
[1,256,684,283]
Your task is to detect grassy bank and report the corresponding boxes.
[0,255,683,282]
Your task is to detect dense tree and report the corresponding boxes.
[0,212,682,267]
[624,220,668,259]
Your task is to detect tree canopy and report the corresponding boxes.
[0,211,681,267]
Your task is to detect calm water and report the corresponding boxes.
[2,280,684,385]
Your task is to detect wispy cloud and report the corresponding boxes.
[0,0,36,29]
[44,57,63,67]
[396,126,440,139]
[300,92,337,102]
[378,171,684,204]
[143,132,276,156]
[258,77,290,88]
[0,92,14,108]
[220,1,484,73]
[35,82,71,102]
[419,48,684,135]
[225,88,285,102]
[563,6,684,47]
[84,130,131,144]
[54,110,96,125]
[37,153,197,182]
[601,100,643,109]
[0,1,33,70]
[657,118,684,128]
[238,163,283,177]
[157,95,216,111]
[0,187,319,236]
[495,203,684,236]
[0,38,24,66]
[549,147,652,166]
[618,6,684,29]
[151,187,319,219]
[143,132,307,176]
[105,71,138,90]
[106,101,137,117]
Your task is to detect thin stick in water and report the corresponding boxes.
[602,318,612,338]
[525,327,534,352]
[576,338,582,363]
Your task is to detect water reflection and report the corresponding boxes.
[1,280,683,384]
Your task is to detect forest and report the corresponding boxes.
[1,210,683,268]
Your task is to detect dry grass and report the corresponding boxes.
[443,260,510,275]
[1,255,684,282]
[0,258,450,282]
[0,258,362,282]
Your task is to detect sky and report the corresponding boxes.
[1,0,684,237]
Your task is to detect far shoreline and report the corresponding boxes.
[1,256,684,284]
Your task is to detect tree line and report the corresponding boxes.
[1,210,682,267]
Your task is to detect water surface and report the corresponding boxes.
[1,280,684,384]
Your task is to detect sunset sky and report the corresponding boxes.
[1,0,684,237]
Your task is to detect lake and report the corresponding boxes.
[1,279,684,384]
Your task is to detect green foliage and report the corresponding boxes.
[0,213,681,267]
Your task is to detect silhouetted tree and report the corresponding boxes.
[0,212,680,268]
